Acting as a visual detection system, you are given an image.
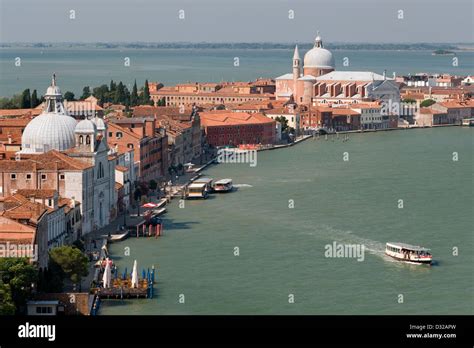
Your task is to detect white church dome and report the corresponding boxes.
[303,34,335,69]
[21,74,78,154]
[45,85,62,97]
[75,119,97,134]
[21,113,77,153]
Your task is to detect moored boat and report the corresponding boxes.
[385,242,432,264]
[213,179,233,193]
[186,183,208,199]
[193,177,214,193]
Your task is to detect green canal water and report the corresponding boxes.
[101,127,473,315]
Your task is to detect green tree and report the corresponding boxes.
[81,86,91,99]
[30,89,40,108]
[20,89,31,108]
[49,246,88,290]
[110,80,117,93]
[420,99,436,108]
[93,84,110,105]
[130,80,139,106]
[158,97,167,106]
[114,82,126,104]
[0,281,16,315]
[275,116,289,132]
[141,80,153,105]
[0,258,38,313]
[64,91,75,101]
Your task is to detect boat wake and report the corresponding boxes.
[233,184,253,188]
[314,224,396,262]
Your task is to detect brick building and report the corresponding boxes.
[199,112,276,147]
[107,118,168,183]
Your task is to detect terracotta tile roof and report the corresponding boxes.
[331,109,361,116]
[29,150,92,170]
[3,193,30,207]
[265,107,295,115]
[0,134,22,144]
[58,197,78,214]
[0,118,31,127]
[0,109,42,118]
[0,150,92,172]
[0,216,36,243]
[200,112,275,127]
[1,195,51,224]
[16,189,57,199]
[107,122,141,140]
[419,108,446,115]
[133,106,196,119]
[439,100,474,108]
[115,165,129,172]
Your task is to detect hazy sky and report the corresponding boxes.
[0,0,472,43]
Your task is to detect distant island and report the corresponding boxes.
[1,42,473,51]
[432,49,456,55]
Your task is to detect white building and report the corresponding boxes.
[265,105,301,134]
[18,75,116,234]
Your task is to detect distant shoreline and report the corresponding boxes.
[1,42,473,51]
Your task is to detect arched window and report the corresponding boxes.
[86,135,91,145]
[97,162,104,179]
[127,143,134,149]
[79,135,83,144]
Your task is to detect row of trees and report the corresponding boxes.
[66,80,154,107]
[402,98,436,108]
[0,89,42,109]
[0,80,155,109]
[0,246,88,314]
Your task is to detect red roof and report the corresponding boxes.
[200,112,275,127]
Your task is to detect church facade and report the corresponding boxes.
[275,33,400,109]
[0,75,116,236]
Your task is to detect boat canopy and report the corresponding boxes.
[215,179,232,185]
[194,177,213,184]
[386,242,430,251]
[188,183,207,188]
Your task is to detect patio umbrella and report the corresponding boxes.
[123,267,127,280]
[131,260,139,288]
[102,258,112,288]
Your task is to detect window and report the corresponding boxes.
[59,174,65,180]
[41,174,47,180]
[79,135,84,144]
[48,199,52,206]
[35,306,53,314]
[116,132,123,139]
[26,174,32,180]
[10,173,16,180]
[127,144,134,149]
[108,132,112,137]
[86,135,91,145]
[97,162,104,179]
